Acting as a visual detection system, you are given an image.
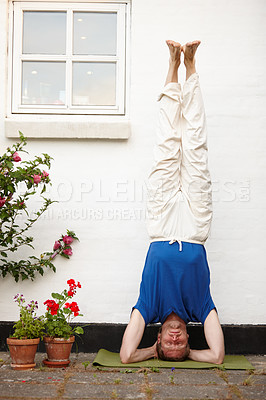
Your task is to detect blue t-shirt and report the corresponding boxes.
[133,241,215,325]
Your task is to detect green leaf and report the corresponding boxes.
[41,185,46,194]
[74,327,84,335]
[5,160,13,169]
[51,293,64,300]
[0,252,7,257]
[60,253,69,259]
[7,185,14,193]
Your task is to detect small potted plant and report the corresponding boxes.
[43,278,84,368]
[7,294,45,370]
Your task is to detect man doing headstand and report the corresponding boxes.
[120,40,225,364]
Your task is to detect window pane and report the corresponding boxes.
[73,12,117,55]
[22,62,65,105]
[72,62,116,106]
[23,12,66,54]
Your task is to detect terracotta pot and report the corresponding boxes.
[43,336,75,368]
[7,337,40,370]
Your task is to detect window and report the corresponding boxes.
[11,2,128,115]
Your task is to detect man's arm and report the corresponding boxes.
[120,309,157,363]
[188,309,225,364]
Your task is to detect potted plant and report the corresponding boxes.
[43,278,84,368]
[7,294,45,370]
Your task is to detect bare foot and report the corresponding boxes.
[166,40,182,66]
[182,40,201,80]
[164,40,182,85]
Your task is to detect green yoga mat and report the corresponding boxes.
[93,349,254,370]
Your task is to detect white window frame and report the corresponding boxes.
[11,1,127,115]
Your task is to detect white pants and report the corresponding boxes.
[146,73,212,245]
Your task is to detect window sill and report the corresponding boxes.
[5,117,131,139]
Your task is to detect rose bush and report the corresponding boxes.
[0,132,78,281]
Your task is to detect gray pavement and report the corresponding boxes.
[0,352,265,400]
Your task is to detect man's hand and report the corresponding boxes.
[188,309,225,364]
[120,309,158,364]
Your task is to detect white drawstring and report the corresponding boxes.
[169,239,182,252]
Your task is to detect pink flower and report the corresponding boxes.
[12,152,21,162]
[63,248,73,256]
[63,235,73,245]
[42,170,49,178]
[53,241,61,251]
[0,196,6,207]
[33,174,42,184]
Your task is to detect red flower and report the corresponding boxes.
[42,170,49,178]
[63,248,72,256]
[12,152,21,162]
[0,197,6,207]
[64,301,79,316]
[44,299,59,315]
[66,279,81,297]
[68,302,80,316]
[67,289,75,297]
[33,174,42,184]
[53,241,61,251]
[50,303,59,315]
[44,299,55,308]
[63,235,73,245]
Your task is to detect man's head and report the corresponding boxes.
[156,316,190,361]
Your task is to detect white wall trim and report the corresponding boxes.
[11,0,129,3]
[5,118,131,138]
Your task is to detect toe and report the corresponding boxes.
[193,40,201,46]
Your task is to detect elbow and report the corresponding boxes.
[213,350,225,365]
[120,349,131,364]
[120,354,130,364]
[214,356,224,365]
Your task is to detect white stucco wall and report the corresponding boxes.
[0,0,265,325]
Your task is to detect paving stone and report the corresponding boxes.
[0,370,36,382]
[227,371,266,385]
[151,384,230,399]
[71,352,97,363]
[0,382,58,398]
[63,383,145,399]
[0,368,66,382]
[0,397,55,400]
[148,369,226,385]
[238,384,266,399]
[0,352,11,363]
[246,355,266,371]
[68,371,144,384]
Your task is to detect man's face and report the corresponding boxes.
[158,319,189,360]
